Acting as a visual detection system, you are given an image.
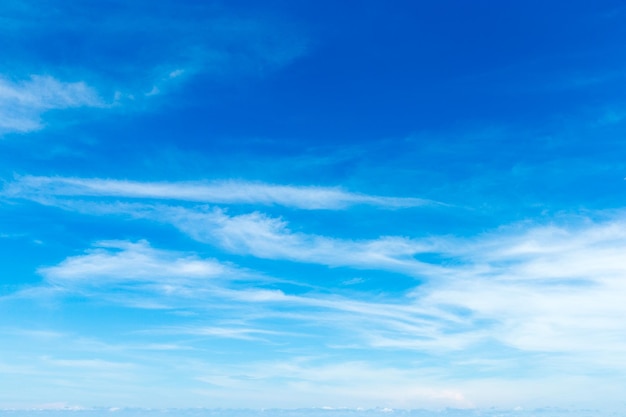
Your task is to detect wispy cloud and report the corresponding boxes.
[1,175,445,279]
[16,239,464,353]
[41,356,135,370]
[19,200,444,277]
[3,175,436,209]
[11,174,626,358]
[35,240,251,308]
[0,1,308,114]
[6,175,626,402]
[31,238,437,321]
[115,204,441,279]
[414,217,626,359]
[22,210,626,366]
[40,240,230,284]
[0,75,104,135]
[8,211,626,410]
[152,325,292,342]
[192,358,473,409]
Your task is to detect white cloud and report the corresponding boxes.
[172,210,626,363]
[8,212,626,410]
[1,177,443,275]
[22,402,87,411]
[40,240,228,283]
[193,359,473,409]
[0,3,309,119]
[4,175,436,209]
[42,356,135,370]
[0,75,104,134]
[7,173,626,376]
[168,207,434,269]
[36,240,245,305]
[21,239,463,353]
[155,326,291,342]
[409,216,626,361]
[32,238,441,330]
[14,179,626,360]
[46,202,443,276]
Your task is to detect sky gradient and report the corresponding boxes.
[1,0,626,415]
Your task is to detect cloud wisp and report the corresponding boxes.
[0,1,308,118]
[40,240,232,287]
[3,175,436,209]
[34,239,263,310]
[32,239,444,336]
[413,218,626,360]
[1,175,445,278]
[0,75,104,135]
[6,198,445,278]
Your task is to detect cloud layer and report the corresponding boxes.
[8,177,626,376]
[2,0,625,412]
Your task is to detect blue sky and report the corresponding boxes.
[1,0,626,414]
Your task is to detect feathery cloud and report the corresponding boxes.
[0,75,104,135]
[3,175,435,209]
[24,211,626,364]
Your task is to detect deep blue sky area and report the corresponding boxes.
[1,1,626,415]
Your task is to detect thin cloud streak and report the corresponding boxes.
[17,198,446,277]
[4,175,437,209]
